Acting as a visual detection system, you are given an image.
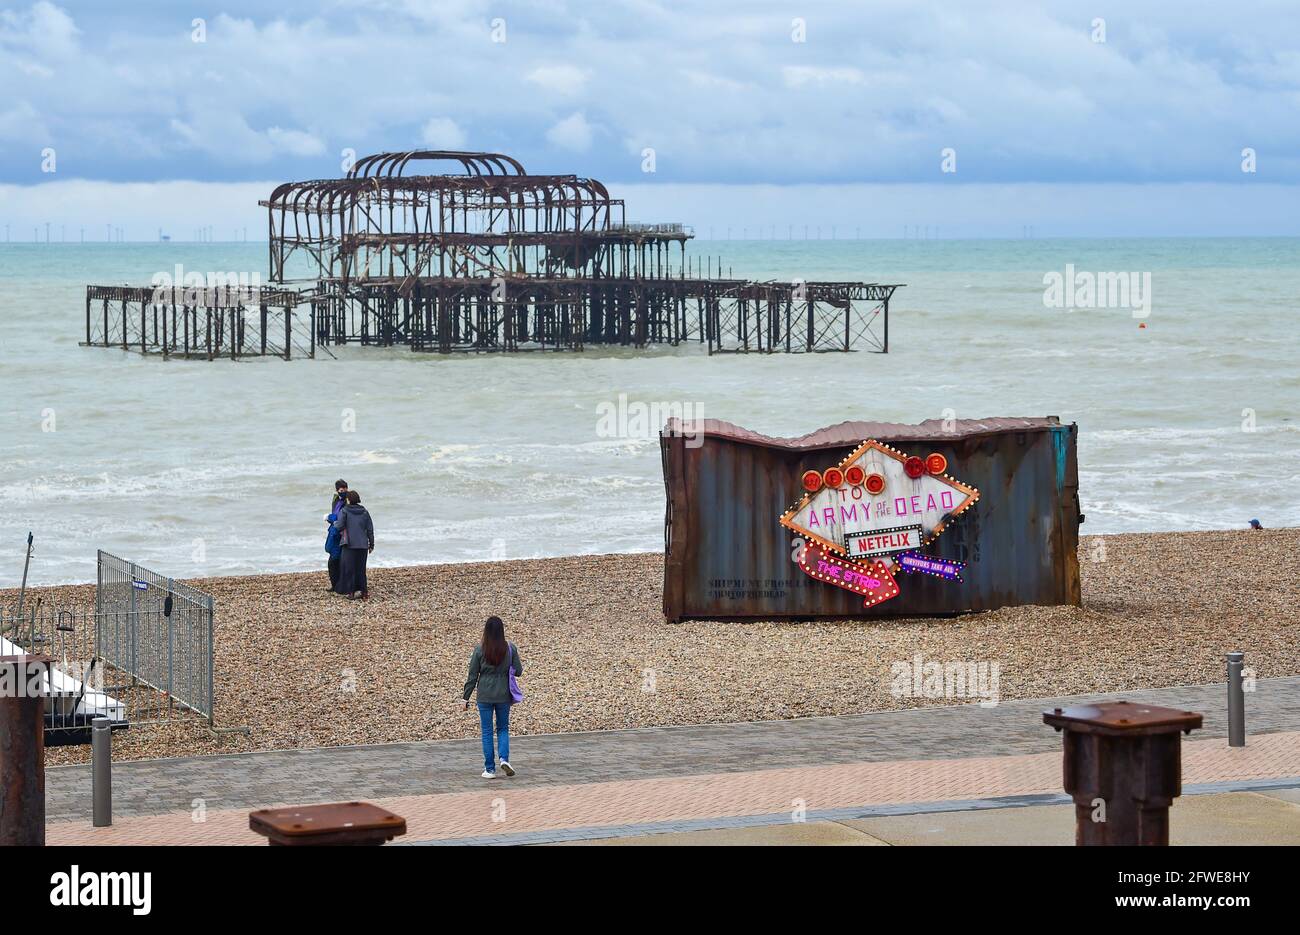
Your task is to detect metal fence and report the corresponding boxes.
[0,553,215,745]
[0,603,207,744]
[95,551,215,724]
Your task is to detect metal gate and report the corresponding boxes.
[95,551,215,724]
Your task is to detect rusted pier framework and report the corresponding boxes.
[85,150,900,357]
[82,285,309,360]
[305,278,896,354]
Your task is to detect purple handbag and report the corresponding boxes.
[506,642,523,704]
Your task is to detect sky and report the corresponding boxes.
[1,0,1298,238]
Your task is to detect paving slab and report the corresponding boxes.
[844,804,1076,845]
[1257,787,1300,806]
[1163,791,1300,845]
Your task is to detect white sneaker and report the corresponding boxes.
[481,770,496,779]
[499,761,516,777]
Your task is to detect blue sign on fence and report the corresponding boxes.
[131,580,149,590]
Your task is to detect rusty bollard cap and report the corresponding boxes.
[1043,700,1203,737]
[249,802,407,840]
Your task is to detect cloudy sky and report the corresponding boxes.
[2,0,1298,237]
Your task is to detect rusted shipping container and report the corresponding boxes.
[660,417,1082,622]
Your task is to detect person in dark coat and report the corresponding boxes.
[333,490,374,598]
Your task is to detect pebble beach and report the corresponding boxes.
[16,528,1298,766]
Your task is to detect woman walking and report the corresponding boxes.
[462,616,523,779]
[333,490,374,599]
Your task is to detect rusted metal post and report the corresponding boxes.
[1043,700,1202,846]
[883,295,889,353]
[0,654,52,846]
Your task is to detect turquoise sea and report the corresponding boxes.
[1,237,1296,583]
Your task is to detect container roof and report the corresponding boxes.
[663,416,1064,450]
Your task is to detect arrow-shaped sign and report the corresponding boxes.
[797,541,900,609]
[895,550,966,582]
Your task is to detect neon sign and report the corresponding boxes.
[895,551,966,582]
[780,439,978,559]
[780,439,979,608]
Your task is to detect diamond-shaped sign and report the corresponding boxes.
[780,439,978,563]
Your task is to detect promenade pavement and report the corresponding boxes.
[45,679,1300,845]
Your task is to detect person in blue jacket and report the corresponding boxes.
[325,509,343,592]
[324,479,348,592]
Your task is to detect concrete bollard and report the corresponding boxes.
[92,716,112,827]
[1044,700,1202,846]
[0,654,52,846]
[1226,651,1246,748]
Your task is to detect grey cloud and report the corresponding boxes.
[0,0,1296,185]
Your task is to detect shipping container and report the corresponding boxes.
[660,417,1082,622]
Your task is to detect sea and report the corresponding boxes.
[1,238,1296,585]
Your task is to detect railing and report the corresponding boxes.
[95,551,215,725]
[606,222,693,235]
[0,602,209,744]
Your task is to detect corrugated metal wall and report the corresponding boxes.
[661,419,1081,622]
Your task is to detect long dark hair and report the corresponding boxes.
[482,615,507,666]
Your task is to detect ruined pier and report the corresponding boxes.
[84,151,901,358]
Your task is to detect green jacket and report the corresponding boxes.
[463,643,523,704]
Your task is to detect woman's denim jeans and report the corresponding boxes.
[477,701,510,773]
